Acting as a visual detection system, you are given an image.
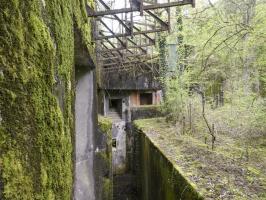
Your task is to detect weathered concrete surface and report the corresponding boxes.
[130,105,162,121]
[95,116,113,200]
[134,120,204,200]
[101,71,161,90]
[112,121,127,175]
[74,68,96,200]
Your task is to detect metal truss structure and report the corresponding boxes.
[87,0,195,72]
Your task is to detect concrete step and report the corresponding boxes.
[107,111,122,122]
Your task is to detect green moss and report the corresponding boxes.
[2,151,34,199]
[97,115,113,200]
[102,178,112,200]
[134,118,266,200]
[0,0,94,199]
[98,115,112,136]
[132,105,161,109]
[135,124,203,200]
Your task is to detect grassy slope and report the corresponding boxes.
[135,118,266,200]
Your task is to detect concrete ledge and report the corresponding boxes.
[134,119,204,200]
[131,105,163,121]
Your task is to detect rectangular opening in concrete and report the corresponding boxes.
[109,99,122,113]
[140,92,153,105]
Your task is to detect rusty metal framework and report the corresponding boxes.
[87,0,195,72]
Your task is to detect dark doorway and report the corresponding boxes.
[109,99,122,114]
[140,93,153,105]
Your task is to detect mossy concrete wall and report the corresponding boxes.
[130,105,162,121]
[95,116,113,200]
[134,126,204,200]
[0,0,94,199]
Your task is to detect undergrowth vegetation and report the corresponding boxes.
[161,0,266,147]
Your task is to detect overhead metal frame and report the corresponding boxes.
[87,0,195,72]
[87,0,194,17]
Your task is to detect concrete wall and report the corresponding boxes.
[112,122,127,175]
[130,90,162,107]
[131,106,162,121]
[74,67,96,200]
[0,0,95,199]
[101,71,161,90]
[98,90,162,120]
[99,90,130,120]
[95,116,113,200]
[134,125,204,200]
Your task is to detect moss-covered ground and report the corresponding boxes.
[134,118,266,200]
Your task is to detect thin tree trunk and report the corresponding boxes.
[242,0,256,94]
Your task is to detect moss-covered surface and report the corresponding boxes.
[131,105,163,121]
[98,115,113,137]
[134,118,266,200]
[97,115,113,200]
[134,120,203,200]
[102,177,112,200]
[0,0,94,199]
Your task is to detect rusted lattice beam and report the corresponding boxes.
[95,27,166,40]
[100,43,154,53]
[88,0,193,17]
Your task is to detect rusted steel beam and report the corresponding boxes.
[98,0,132,34]
[99,53,157,62]
[88,0,193,17]
[127,38,147,54]
[102,65,142,72]
[100,43,154,52]
[99,27,138,57]
[101,43,124,63]
[102,54,158,67]
[102,60,159,71]
[97,15,155,44]
[101,36,137,62]
[95,27,166,40]
[100,32,124,57]
[100,45,147,65]
[103,64,140,72]
[103,60,143,67]
[145,10,168,29]
[102,55,158,68]
[99,19,127,48]
[100,52,147,58]
[99,17,148,53]
[99,18,155,44]
[102,63,155,73]
[100,16,156,27]
[132,25,155,44]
